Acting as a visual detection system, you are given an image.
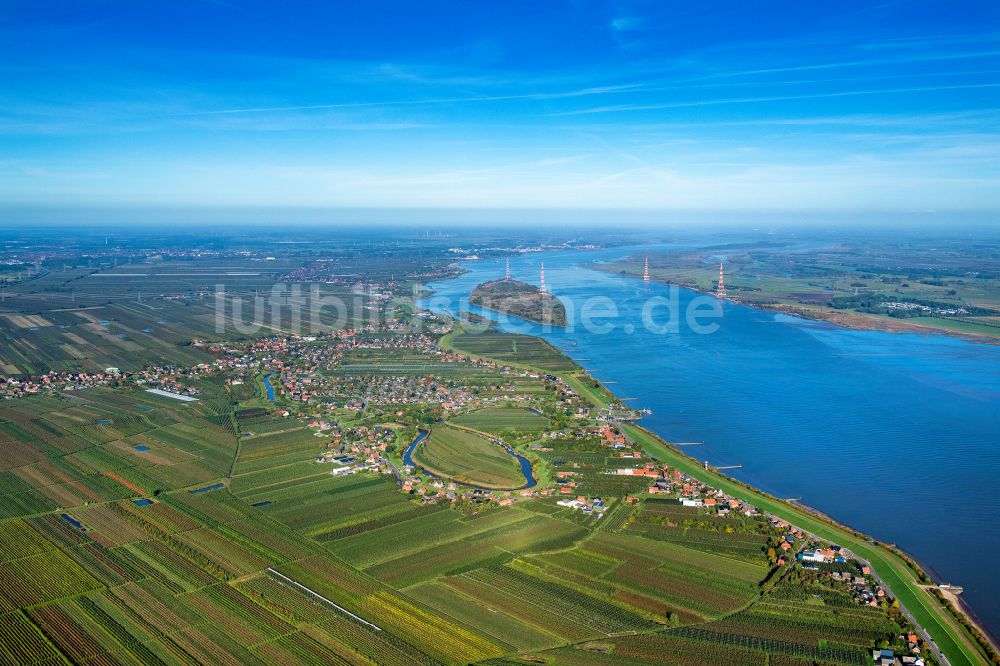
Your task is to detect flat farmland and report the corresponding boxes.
[0,301,219,374]
[408,579,563,651]
[444,328,578,371]
[584,531,765,619]
[327,505,532,568]
[450,406,551,434]
[0,255,371,375]
[362,513,587,588]
[233,426,323,474]
[256,474,415,537]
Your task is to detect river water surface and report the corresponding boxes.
[422,245,1000,635]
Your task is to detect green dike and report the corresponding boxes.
[624,424,987,666]
[443,323,987,666]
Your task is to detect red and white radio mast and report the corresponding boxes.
[642,256,650,282]
[716,262,727,299]
[540,261,547,293]
[504,257,510,281]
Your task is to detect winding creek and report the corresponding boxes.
[262,372,276,402]
[400,430,427,468]
[421,244,1000,637]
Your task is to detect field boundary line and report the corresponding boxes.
[265,567,382,631]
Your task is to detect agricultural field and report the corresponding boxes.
[532,569,904,666]
[0,396,935,666]
[624,498,775,564]
[505,533,904,666]
[412,424,526,489]
[0,299,235,375]
[0,237,459,375]
[450,406,551,436]
[234,426,324,475]
[445,328,578,371]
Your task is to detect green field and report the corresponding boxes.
[443,327,578,371]
[413,424,526,488]
[450,406,550,434]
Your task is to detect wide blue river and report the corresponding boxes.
[422,245,1000,636]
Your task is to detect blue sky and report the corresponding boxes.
[2,0,999,209]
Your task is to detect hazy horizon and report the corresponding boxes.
[2,205,999,231]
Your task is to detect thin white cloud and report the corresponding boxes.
[856,32,1000,51]
[611,16,642,33]
[189,84,642,116]
[557,83,1000,115]
[685,49,1000,82]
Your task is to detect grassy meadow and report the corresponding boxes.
[412,424,525,488]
